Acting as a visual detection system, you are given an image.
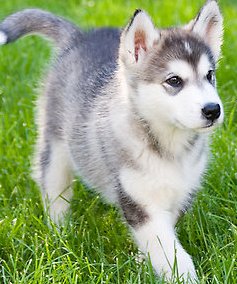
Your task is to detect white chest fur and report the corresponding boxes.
[119,137,207,218]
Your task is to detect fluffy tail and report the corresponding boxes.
[0,9,80,47]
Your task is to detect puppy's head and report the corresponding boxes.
[119,1,224,133]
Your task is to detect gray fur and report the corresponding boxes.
[0,9,80,47]
[185,134,200,152]
[1,8,219,222]
[118,186,149,228]
[39,141,51,189]
[143,30,215,84]
[2,5,224,280]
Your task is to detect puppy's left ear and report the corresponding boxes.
[186,0,223,62]
[119,9,160,68]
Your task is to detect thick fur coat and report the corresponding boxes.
[0,1,224,282]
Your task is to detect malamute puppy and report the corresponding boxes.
[0,0,224,282]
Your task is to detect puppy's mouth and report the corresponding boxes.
[196,120,221,133]
[203,121,214,129]
[174,118,222,133]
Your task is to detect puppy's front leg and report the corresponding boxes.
[130,209,197,282]
[119,184,197,283]
[119,170,197,281]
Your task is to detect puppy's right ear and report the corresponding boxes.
[119,10,160,68]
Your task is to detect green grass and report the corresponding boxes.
[0,0,236,283]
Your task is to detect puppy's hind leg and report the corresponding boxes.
[34,139,74,224]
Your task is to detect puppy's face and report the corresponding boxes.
[119,1,223,133]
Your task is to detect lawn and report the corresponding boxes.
[0,0,236,283]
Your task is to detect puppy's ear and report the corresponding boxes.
[186,1,223,62]
[119,10,159,67]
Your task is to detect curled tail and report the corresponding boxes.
[0,9,80,47]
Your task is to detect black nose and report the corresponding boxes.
[202,103,221,121]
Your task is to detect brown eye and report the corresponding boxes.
[206,70,215,84]
[165,76,183,88]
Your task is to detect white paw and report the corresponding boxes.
[169,250,198,283]
[154,248,198,283]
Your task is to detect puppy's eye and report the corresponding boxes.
[206,70,215,84]
[165,76,183,88]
